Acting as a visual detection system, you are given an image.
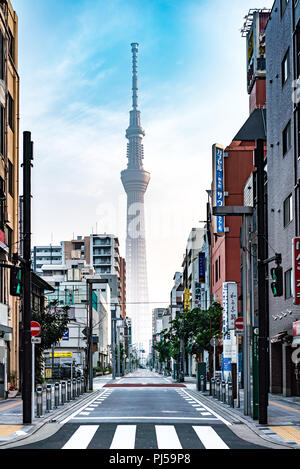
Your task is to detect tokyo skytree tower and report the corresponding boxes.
[121,43,151,355]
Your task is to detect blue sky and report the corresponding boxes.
[13,0,274,305]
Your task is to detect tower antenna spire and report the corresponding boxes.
[131,42,139,110]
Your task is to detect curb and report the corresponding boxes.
[188,389,295,449]
[0,389,104,448]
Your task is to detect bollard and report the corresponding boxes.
[36,385,43,418]
[46,384,52,412]
[200,375,205,392]
[72,378,77,399]
[210,378,215,397]
[81,376,85,394]
[54,382,60,408]
[215,379,220,400]
[77,377,81,397]
[228,381,234,407]
[67,379,71,401]
[61,381,66,404]
[221,380,226,403]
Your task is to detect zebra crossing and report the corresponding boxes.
[59,423,231,449]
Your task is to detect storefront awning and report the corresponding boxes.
[271,331,287,343]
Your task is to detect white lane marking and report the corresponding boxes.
[84,408,96,411]
[60,391,110,424]
[79,412,90,416]
[71,416,218,421]
[62,425,98,449]
[200,412,212,416]
[180,390,231,426]
[110,425,136,449]
[155,425,182,449]
[193,426,229,449]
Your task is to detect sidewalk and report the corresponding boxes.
[180,376,300,448]
[0,375,112,446]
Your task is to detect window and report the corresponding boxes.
[215,259,218,283]
[7,93,14,131]
[8,28,14,62]
[281,0,289,16]
[218,255,221,279]
[283,121,291,156]
[0,177,4,230]
[8,160,13,196]
[5,226,12,257]
[283,194,293,226]
[0,29,4,81]
[0,103,4,156]
[284,269,292,299]
[282,49,290,86]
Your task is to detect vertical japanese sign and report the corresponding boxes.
[227,282,238,330]
[293,237,300,305]
[212,144,224,235]
[222,283,230,340]
[184,289,190,312]
[198,252,205,283]
[222,282,238,379]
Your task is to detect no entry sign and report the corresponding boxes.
[31,321,41,337]
[235,317,244,331]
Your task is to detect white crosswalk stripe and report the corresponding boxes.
[62,425,98,449]
[192,426,229,449]
[61,424,230,449]
[110,425,136,449]
[155,425,182,449]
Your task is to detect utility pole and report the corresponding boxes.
[88,281,93,391]
[22,131,33,424]
[86,278,108,391]
[111,304,116,379]
[255,138,269,425]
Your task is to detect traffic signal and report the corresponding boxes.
[270,266,283,297]
[10,266,22,296]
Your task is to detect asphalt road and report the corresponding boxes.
[7,370,270,450]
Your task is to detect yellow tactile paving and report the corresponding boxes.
[0,401,22,412]
[270,426,300,444]
[0,425,23,437]
[269,400,300,415]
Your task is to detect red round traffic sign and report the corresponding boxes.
[31,321,41,337]
[235,317,244,330]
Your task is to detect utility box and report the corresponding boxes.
[196,362,207,391]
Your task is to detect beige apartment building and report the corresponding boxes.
[0,0,19,397]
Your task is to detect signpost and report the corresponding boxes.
[234,318,244,408]
[31,321,41,421]
[210,337,219,379]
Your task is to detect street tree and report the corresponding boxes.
[32,300,70,384]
